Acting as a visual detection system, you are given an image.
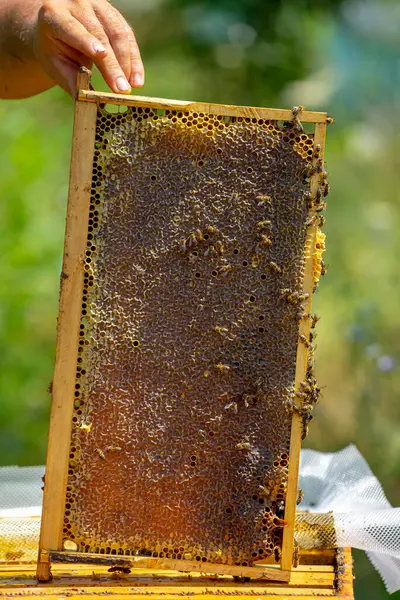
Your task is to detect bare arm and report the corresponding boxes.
[0,0,144,99]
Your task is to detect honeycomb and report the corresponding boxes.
[63,104,321,566]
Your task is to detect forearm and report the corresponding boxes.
[0,0,55,99]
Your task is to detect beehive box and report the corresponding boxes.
[38,69,329,582]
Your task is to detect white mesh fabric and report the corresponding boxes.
[298,444,400,594]
[0,466,44,563]
[0,466,44,515]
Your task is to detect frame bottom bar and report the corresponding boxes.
[37,550,290,583]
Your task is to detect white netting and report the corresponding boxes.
[0,466,44,563]
[0,446,399,592]
[298,444,400,594]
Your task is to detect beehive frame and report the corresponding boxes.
[37,68,328,582]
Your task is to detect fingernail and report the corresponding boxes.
[93,42,106,54]
[132,72,144,87]
[116,76,130,92]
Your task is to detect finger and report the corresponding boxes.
[94,4,144,88]
[128,27,145,88]
[38,3,108,61]
[94,4,134,84]
[71,9,131,93]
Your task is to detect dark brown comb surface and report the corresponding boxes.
[64,106,314,565]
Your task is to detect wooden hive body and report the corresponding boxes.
[38,69,329,583]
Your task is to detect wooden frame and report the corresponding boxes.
[5,549,354,599]
[281,121,327,570]
[38,68,329,583]
[37,68,98,581]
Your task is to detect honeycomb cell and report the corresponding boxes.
[63,104,322,566]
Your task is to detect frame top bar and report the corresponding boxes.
[78,89,329,124]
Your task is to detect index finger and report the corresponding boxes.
[94,4,144,88]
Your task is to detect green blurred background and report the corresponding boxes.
[0,0,399,597]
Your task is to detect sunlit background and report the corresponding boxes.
[0,0,399,597]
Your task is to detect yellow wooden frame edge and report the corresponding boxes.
[78,89,328,123]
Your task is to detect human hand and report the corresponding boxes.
[34,0,144,96]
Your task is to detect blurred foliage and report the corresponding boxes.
[0,0,399,598]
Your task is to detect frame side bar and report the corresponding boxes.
[38,74,98,566]
[281,122,327,571]
[78,89,328,123]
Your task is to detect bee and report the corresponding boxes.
[303,293,310,301]
[326,116,334,125]
[274,547,281,563]
[309,331,317,343]
[302,402,314,418]
[299,334,312,349]
[304,191,313,208]
[214,325,228,335]
[311,160,323,175]
[286,291,300,304]
[291,106,304,132]
[315,202,326,213]
[259,234,272,247]
[214,240,224,255]
[302,409,313,434]
[323,182,330,197]
[269,261,281,273]
[315,188,323,203]
[108,566,131,574]
[215,363,230,374]
[106,445,122,452]
[186,232,197,248]
[306,360,314,380]
[236,442,252,451]
[296,310,309,321]
[318,215,326,227]
[257,485,271,498]
[256,220,271,230]
[224,401,238,414]
[220,264,232,276]
[313,143,321,156]
[255,195,271,206]
[47,381,53,395]
[305,215,317,227]
[297,489,304,505]
[311,314,320,328]
[204,245,217,257]
[292,105,304,118]
[321,259,328,276]
[95,448,105,460]
[293,540,300,568]
[205,225,217,235]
